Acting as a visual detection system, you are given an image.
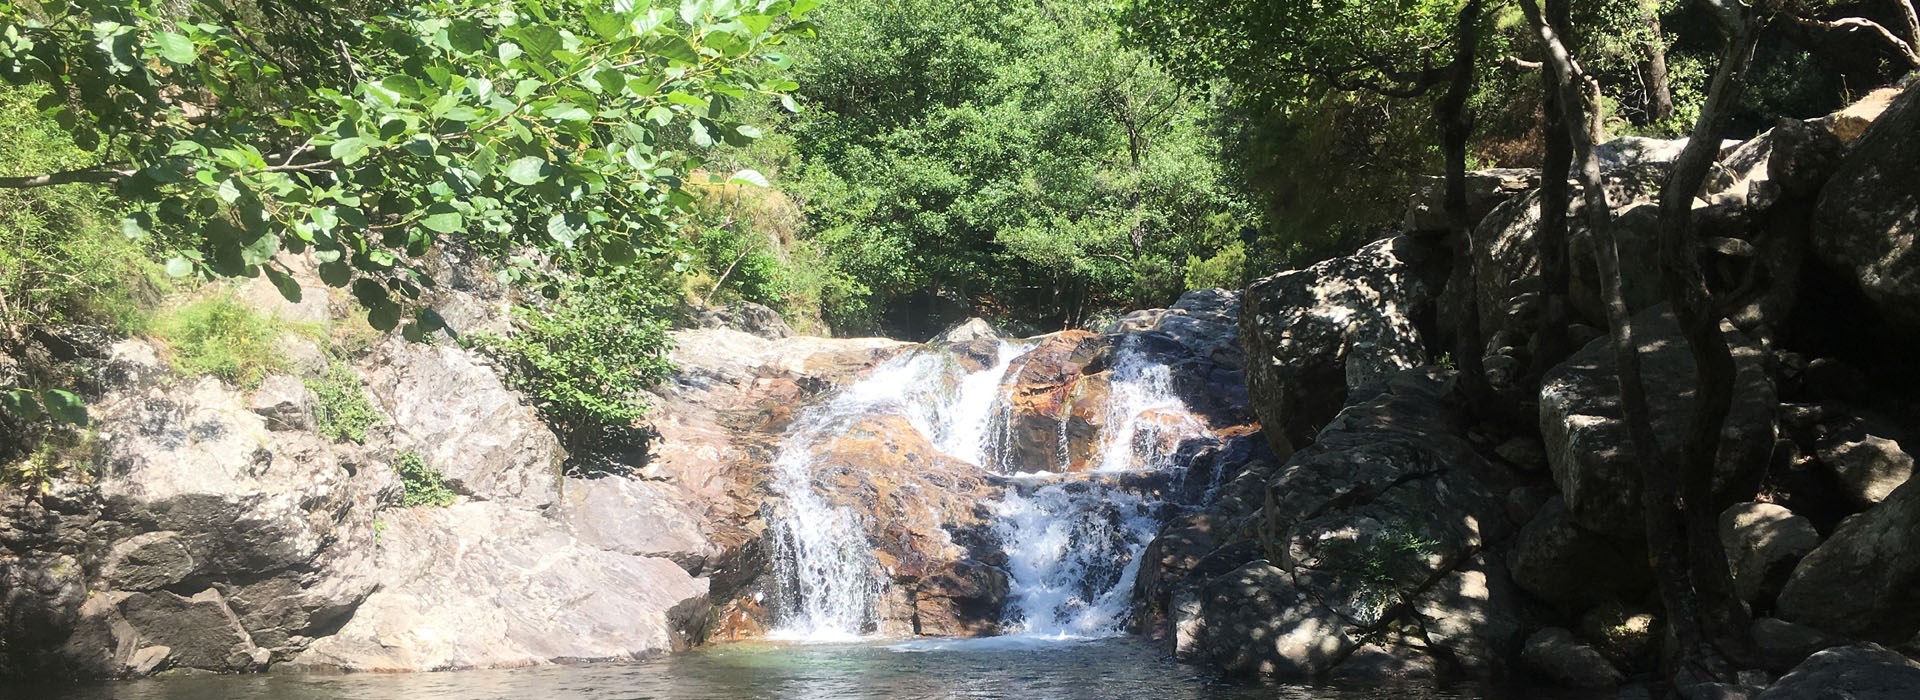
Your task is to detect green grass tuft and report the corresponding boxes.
[152,292,287,388]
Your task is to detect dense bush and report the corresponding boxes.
[0,86,166,334]
[473,265,676,441]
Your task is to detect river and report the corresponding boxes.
[33,637,1580,700]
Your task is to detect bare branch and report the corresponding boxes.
[1793,14,1920,68]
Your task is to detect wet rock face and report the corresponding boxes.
[1240,237,1440,457]
[1538,305,1776,541]
[1813,84,1920,333]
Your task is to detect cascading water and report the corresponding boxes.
[767,329,1211,641]
[766,341,1026,640]
[989,337,1212,637]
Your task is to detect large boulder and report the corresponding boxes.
[1538,305,1775,541]
[1756,644,1920,700]
[1812,84,1920,332]
[7,340,392,676]
[1776,477,1920,644]
[292,501,708,671]
[1507,497,1652,611]
[1000,331,1108,472]
[1720,502,1820,605]
[1180,370,1519,680]
[1241,237,1441,456]
[1521,627,1623,689]
[361,340,563,509]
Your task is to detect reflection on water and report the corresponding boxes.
[27,637,1588,700]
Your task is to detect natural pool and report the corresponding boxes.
[26,636,1594,700]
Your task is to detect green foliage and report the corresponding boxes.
[0,0,816,334]
[306,361,382,443]
[394,450,455,507]
[0,85,165,334]
[473,265,675,438]
[1183,239,1247,291]
[4,426,97,493]
[771,0,1248,331]
[152,292,285,387]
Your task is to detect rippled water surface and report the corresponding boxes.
[30,637,1584,700]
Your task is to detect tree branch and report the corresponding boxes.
[1793,14,1920,67]
[0,166,135,188]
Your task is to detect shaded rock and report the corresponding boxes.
[1777,477,1920,644]
[293,501,708,672]
[1241,237,1439,456]
[1507,497,1651,611]
[1539,305,1775,540]
[1751,617,1839,672]
[694,301,794,340]
[1522,627,1623,689]
[1719,502,1820,604]
[362,340,563,508]
[1756,643,1920,700]
[248,374,312,432]
[1403,168,1539,234]
[99,531,196,592]
[1816,429,1914,508]
[64,589,266,675]
[929,318,1001,371]
[1578,600,1658,667]
[911,559,1009,636]
[1812,84,1920,333]
[1181,370,1518,681]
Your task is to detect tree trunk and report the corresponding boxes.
[1532,0,1576,379]
[1900,0,1920,50]
[1640,10,1676,124]
[1440,0,1500,422]
[1654,2,1769,671]
[1519,0,1727,686]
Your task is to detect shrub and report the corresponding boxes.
[0,85,167,335]
[395,451,456,507]
[307,361,382,443]
[472,265,676,441]
[152,292,286,387]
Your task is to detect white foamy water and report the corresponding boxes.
[768,330,1212,641]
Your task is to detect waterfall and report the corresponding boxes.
[991,337,1212,637]
[766,330,1211,641]
[765,341,1023,640]
[991,478,1160,637]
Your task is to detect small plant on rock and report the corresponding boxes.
[307,361,382,443]
[152,292,285,388]
[395,451,456,508]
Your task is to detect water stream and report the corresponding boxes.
[764,329,1214,640]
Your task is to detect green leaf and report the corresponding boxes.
[504,157,547,186]
[516,26,564,58]
[420,207,464,233]
[152,31,197,64]
[121,213,151,240]
[240,233,280,266]
[330,137,374,165]
[265,266,303,303]
[2,390,43,422]
[367,302,401,331]
[727,168,770,187]
[541,103,593,122]
[164,257,195,277]
[547,213,584,245]
[41,390,87,426]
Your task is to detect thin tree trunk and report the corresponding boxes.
[1533,0,1576,378]
[1655,2,1769,670]
[1519,0,1724,686]
[1641,11,1676,124]
[1440,0,1499,421]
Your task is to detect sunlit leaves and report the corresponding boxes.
[0,0,809,331]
